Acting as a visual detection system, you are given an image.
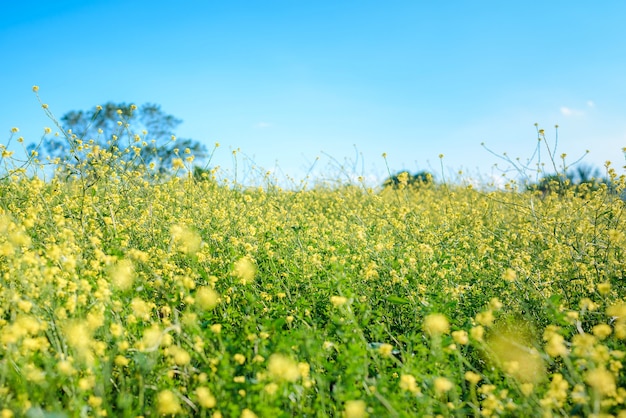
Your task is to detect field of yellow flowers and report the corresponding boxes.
[1,121,626,417]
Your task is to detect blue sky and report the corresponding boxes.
[2,1,625,185]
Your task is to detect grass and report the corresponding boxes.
[1,103,625,417]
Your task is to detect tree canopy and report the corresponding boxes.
[383,170,434,189]
[44,102,206,171]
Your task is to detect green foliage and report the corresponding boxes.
[1,103,625,416]
[527,164,613,197]
[43,102,207,171]
[383,170,434,189]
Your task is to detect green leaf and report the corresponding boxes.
[386,295,410,305]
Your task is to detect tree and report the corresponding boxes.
[44,102,206,171]
[383,170,434,189]
[527,164,608,197]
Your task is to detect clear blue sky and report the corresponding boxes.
[2,0,625,185]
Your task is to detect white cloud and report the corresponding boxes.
[253,122,272,129]
[560,106,584,117]
[587,100,595,108]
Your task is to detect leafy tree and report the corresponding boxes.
[44,102,206,171]
[383,170,434,189]
[527,164,608,197]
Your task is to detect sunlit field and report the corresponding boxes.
[1,100,626,417]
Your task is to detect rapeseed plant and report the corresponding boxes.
[0,96,625,416]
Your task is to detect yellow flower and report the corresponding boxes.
[195,387,216,408]
[330,295,348,307]
[57,360,75,376]
[171,224,202,255]
[597,282,611,295]
[452,330,469,345]
[172,158,185,170]
[399,374,421,394]
[470,325,484,341]
[114,355,129,367]
[433,377,453,394]
[233,353,246,365]
[157,390,182,415]
[475,310,495,327]
[196,287,219,310]
[464,371,482,385]
[486,329,545,384]
[131,298,152,321]
[592,324,612,340]
[343,400,368,418]
[169,346,191,366]
[110,259,134,290]
[240,409,258,418]
[502,268,517,282]
[585,368,616,396]
[267,353,300,382]
[378,343,393,357]
[139,325,162,351]
[233,256,256,284]
[423,313,449,336]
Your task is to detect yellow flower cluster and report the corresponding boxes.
[1,120,625,416]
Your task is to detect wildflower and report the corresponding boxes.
[195,387,216,408]
[57,360,75,376]
[486,330,545,383]
[452,330,469,345]
[597,282,611,295]
[399,374,421,394]
[171,224,202,255]
[489,298,503,311]
[475,310,495,327]
[470,325,484,341]
[343,400,368,418]
[114,355,129,367]
[139,325,162,351]
[233,353,246,365]
[131,298,152,321]
[210,324,222,334]
[464,371,482,385]
[110,259,134,290]
[157,390,182,415]
[585,368,616,397]
[240,409,257,418]
[264,382,278,395]
[378,343,394,357]
[545,333,568,358]
[592,323,612,340]
[233,256,256,284]
[423,313,450,336]
[196,287,219,310]
[267,353,300,382]
[32,85,39,92]
[580,298,597,311]
[502,268,516,282]
[541,373,569,408]
[433,377,453,394]
[330,295,348,307]
[169,345,191,366]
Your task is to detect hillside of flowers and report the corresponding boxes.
[1,114,626,417]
